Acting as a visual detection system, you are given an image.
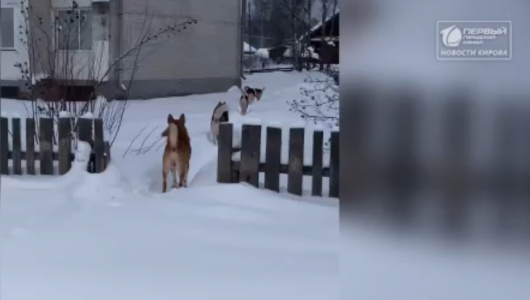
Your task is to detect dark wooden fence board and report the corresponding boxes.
[217,123,233,183]
[11,118,22,175]
[58,117,72,175]
[39,118,54,175]
[329,131,340,198]
[492,102,519,234]
[93,118,105,173]
[25,118,36,175]
[77,118,93,172]
[287,128,304,196]
[231,162,329,176]
[1,117,108,176]
[440,91,473,234]
[311,130,324,196]
[0,117,8,174]
[385,91,419,224]
[239,124,262,187]
[264,126,282,192]
[218,123,338,198]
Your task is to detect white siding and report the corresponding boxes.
[120,0,239,81]
[1,0,27,81]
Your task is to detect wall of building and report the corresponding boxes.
[118,0,241,98]
[1,0,111,92]
[51,0,110,82]
[1,0,26,86]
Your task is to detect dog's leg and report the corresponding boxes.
[179,162,189,188]
[183,162,189,188]
[239,97,247,116]
[162,157,172,193]
[240,101,247,116]
[162,170,168,193]
[171,163,178,188]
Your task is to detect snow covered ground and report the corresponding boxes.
[3,70,530,300]
[1,71,339,300]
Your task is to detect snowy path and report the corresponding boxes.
[2,183,338,300]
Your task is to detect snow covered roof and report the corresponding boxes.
[255,48,269,59]
[298,9,340,42]
[243,42,256,53]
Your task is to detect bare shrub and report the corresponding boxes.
[15,0,197,147]
[287,70,339,148]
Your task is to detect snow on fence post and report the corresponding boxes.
[217,123,233,183]
[93,118,106,173]
[287,127,305,196]
[11,116,22,175]
[58,117,72,175]
[0,115,8,174]
[311,129,324,197]
[264,125,282,192]
[25,118,36,175]
[440,91,473,235]
[39,118,54,175]
[239,123,262,187]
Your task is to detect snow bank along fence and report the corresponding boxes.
[0,116,111,175]
[216,123,339,198]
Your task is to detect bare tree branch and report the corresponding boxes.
[16,0,197,148]
[287,71,339,130]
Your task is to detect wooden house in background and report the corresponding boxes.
[300,10,339,65]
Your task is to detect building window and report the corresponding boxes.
[56,8,93,50]
[1,7,15,50]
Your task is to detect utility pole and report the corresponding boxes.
[241,0,247,80]
[260,18,263,48]
[248,1,251,50]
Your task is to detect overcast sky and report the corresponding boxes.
[249,0,339,19]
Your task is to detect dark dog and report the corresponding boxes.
[210,101,229,144]
[239,89,250,115]
[243,86,266,103]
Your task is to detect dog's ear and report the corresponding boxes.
[167,114,174,123]
[161,127,169,137]
[262,87,266,91]
[179,113,186,124]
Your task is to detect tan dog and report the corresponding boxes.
[161,113,192,192]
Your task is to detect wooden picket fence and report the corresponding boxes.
[0,116,110,175]
[335,84,530,239]
[216,123,339,198]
